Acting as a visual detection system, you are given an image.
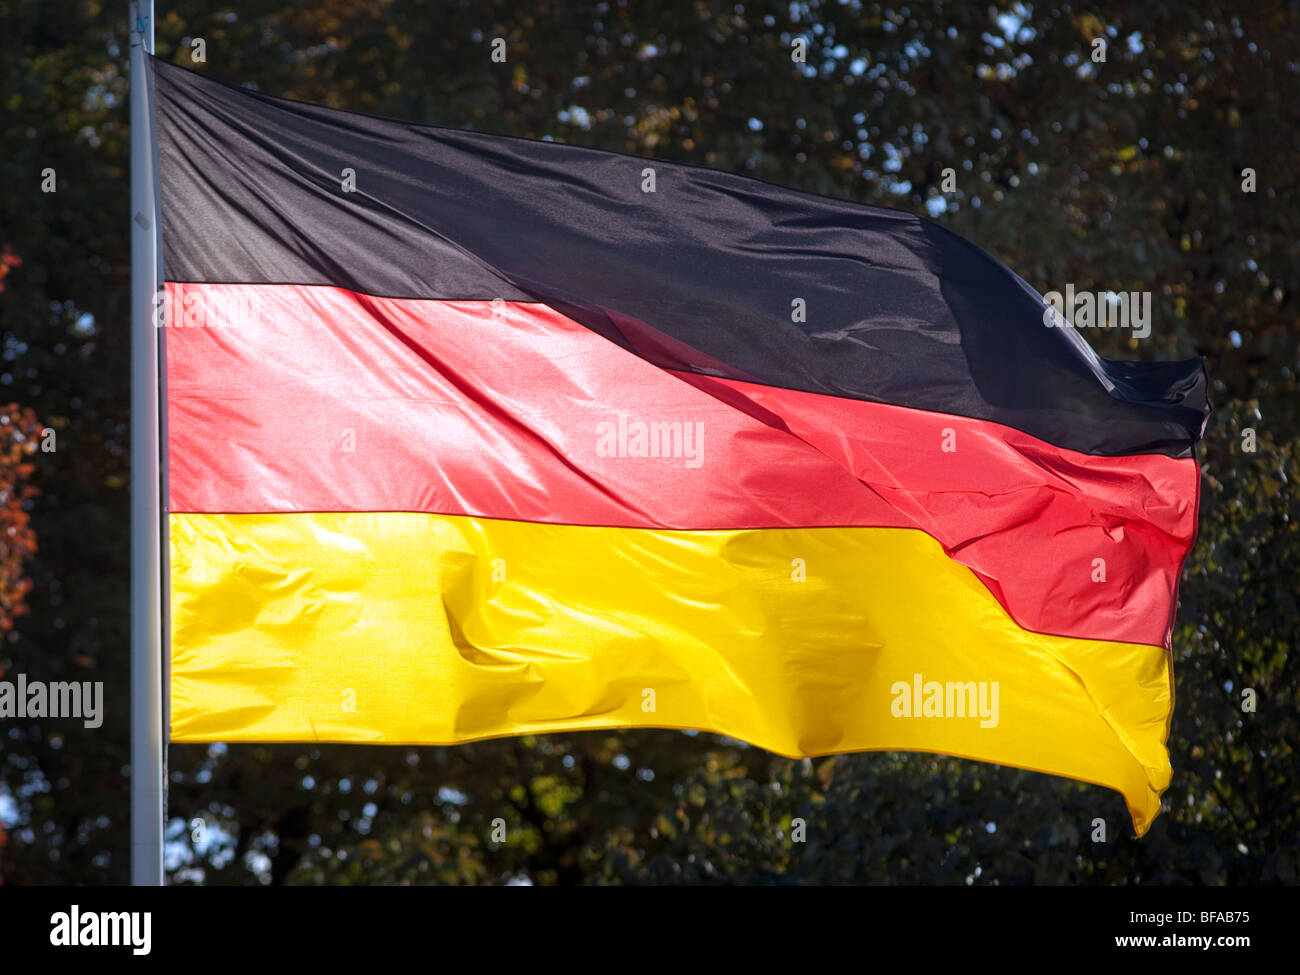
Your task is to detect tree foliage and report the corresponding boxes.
[1,0,1295,883]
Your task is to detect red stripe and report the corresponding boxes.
[164,282,1198,647]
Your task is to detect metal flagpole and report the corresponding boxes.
[129,0,164,886]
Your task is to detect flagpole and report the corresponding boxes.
[129,0,164,886]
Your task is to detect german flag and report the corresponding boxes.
[152,57,1207,835]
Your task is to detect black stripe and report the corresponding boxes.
[152,57,1208,458]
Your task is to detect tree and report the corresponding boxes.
[2,0,1295,884]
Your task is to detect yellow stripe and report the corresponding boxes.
[169,512,1172,834]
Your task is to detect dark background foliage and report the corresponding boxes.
[0,0,1295,884]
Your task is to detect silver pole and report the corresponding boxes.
[129,0,163,886]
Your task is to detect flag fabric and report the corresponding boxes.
[151,57,1207,834]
